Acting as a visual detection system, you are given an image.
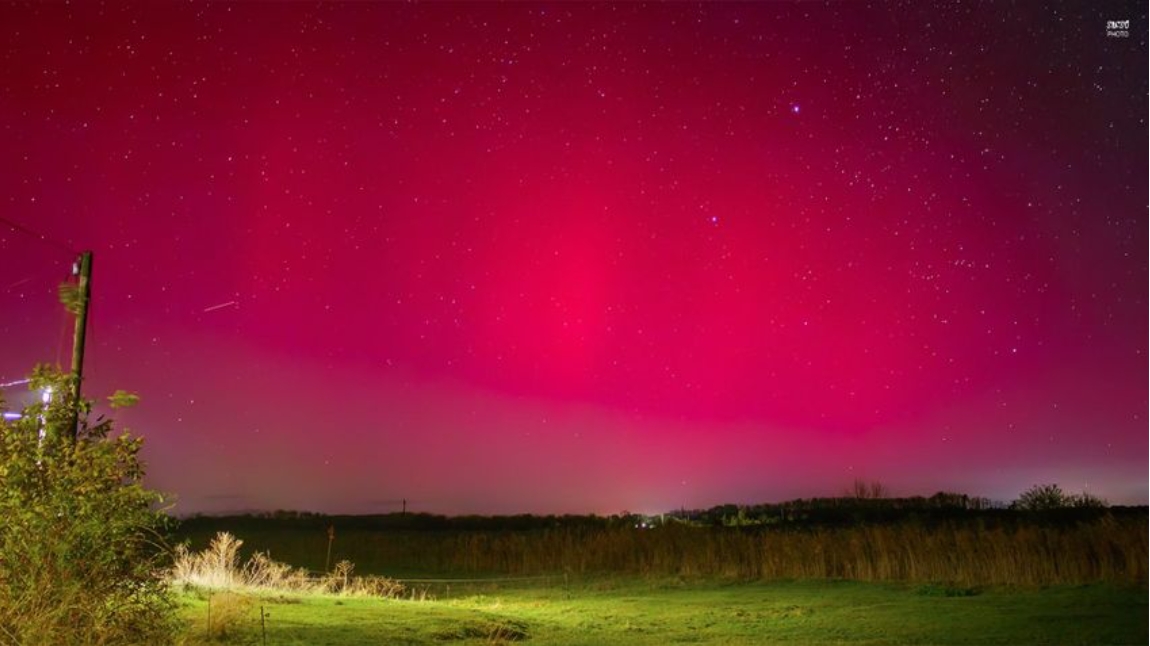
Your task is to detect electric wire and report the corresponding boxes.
[0,215,77,255]
[0,216,80,385]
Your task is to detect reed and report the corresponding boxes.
[189,514,1146,586]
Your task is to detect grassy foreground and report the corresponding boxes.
[177,578,1147,645]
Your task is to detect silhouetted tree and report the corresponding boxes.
[1013,484,1067,511]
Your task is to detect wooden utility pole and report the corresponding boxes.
[68,251,92,439]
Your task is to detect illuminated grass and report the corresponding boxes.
[171,532,406,597]
[177,578,1147,645]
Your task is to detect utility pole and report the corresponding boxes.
[68,251,92,439]
[325,525,335,572]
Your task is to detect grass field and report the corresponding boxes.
[176,578,1148,645]
[172,513,1147,644]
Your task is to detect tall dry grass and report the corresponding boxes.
[170,532,406,597]
[217,514,1146,586]
[474,517,1147,585]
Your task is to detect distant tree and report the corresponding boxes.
[0,365,176,644]
[929,491,970,508]
[722,506,759,527]
[850,479,888,500]
[1013,484,1067,511]
[1066,492,1108,509]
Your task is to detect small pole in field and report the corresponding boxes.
[325,524,335,572]
[260,605,267,645]
[206,592,211,638]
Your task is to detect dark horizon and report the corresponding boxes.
[173,499,1150,523]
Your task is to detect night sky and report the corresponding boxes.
[1,2,1146,515]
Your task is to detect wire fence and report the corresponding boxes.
[391,575,555,584]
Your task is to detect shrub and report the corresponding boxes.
[1013,484,1068,511]
[0,366,176,644]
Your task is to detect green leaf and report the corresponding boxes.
[58,281,83,315]
[108,390,140,409]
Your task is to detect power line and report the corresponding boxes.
[0,215,77,255]
[0,216,86,400]
[0,219,77,368]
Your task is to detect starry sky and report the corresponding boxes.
[0,2,1146,515]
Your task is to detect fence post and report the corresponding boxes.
[325,525,335,572]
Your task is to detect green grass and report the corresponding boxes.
[176,578,1147,645]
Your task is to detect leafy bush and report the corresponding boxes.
[0,366,176,644]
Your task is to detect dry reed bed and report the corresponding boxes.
[316,516,1147,586]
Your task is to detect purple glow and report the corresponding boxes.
[0,2,1145,515]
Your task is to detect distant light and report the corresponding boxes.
[2,412,21,420]
[791,104,800,114]
[41,387,52,404]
